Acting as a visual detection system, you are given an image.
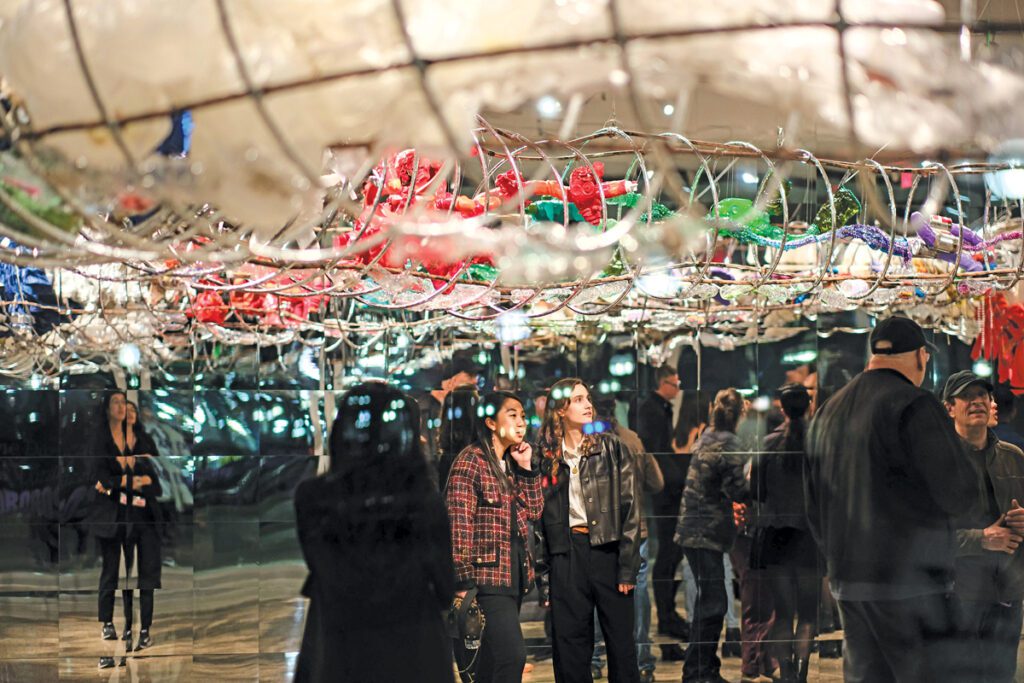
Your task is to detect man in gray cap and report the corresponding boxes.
[943,370,1024,683]
[805,316,979,682]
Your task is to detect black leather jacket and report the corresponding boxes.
[534,432,641,602]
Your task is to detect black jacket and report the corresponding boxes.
[675,429,749,553]
[633,392,674,455]
[535,432,641,597]
[752,425,808,530]
[805,368,978,600]
[293,457,455,683]
[954,432,1024,602]
[90,431,163,539]
[634,392,688,518]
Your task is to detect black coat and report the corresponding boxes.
[535,432,641,599]
[90,429,163,539]
[294,457,455,683]
[806,369,978,598]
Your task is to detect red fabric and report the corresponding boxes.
[972,293,1024,394]
[445,444,543,589]
[188,290,228,324]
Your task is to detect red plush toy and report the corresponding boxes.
[972,293,1024,394]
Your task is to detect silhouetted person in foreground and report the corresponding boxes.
[805,317,978,683]
[294,382,455,683]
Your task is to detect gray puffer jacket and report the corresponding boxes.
[674,429,750,553]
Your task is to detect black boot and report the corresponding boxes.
[797,657,810,683]
[819,639,842,659]
[722,628,742,658]
[660,643,686,661]
[135,629,153,651]
[657,613,691,640]
[776,657,797,683]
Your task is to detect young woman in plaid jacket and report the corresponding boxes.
[445,391,544,683]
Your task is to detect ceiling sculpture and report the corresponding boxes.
[0,0,1021,380]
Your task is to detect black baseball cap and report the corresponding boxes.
[942,370,994,403]
[869,316,934,355]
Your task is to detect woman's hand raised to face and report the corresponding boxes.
[509,442,533,471]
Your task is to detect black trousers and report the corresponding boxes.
[97,525,160,628]
[454,593,526,683]
[838,592,970,683]
[652,512,684,622]
[959,598,1023,683]
[550,533,639,683]
[682,547,727,682]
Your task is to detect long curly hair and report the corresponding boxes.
[537,377,597,476]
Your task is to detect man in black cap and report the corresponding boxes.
[943,370,1024,683]
[805,316,979,682]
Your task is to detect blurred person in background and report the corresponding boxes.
[419,354,484,484]
[633,365,692,655]
[992,384,1024,453]
[592,397,664,682]
[676,388,751,683]
[436,385,480,488]
[751,384,819,683]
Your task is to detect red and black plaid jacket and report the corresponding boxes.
[446,444,543,590]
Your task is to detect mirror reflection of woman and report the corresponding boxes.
[437,385,481,489]
[535,378,641,683]
[445,391,543,683]
[675,388,751,683]
[92,392,162,668]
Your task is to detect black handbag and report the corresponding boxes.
[446,587,486,651]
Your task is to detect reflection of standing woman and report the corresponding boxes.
[123,400,163,650]
[446,391,543,683]
[535,378,641,683]
[751,384,818,683]
[675,388,750,683]
[437,385,481,489]
[92,392,162,668]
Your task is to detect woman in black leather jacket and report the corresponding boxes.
[535,378,641,683]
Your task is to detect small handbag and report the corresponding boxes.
[447,586,486,651]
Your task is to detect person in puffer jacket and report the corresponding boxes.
[675,388,750,683]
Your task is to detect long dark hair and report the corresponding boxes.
[538,378,596,475]
[673,391,708,450]
[102,391,127,423]
[439,385,479,459]
[100,391,128,451]
[125,400,154,453]
[777,383,811,470]
[710,388,744,433]
[473,391,523,493]
[329,382,421,469]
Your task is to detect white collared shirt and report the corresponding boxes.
[562,440,589,528]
